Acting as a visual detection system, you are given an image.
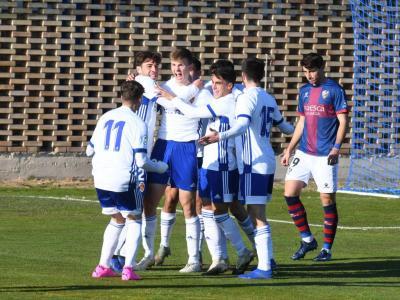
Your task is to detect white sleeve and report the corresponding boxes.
[275,118,295,135]
[219,117,250,140]
[186,84,200,100]
[86,142,94,157]
[86,117,102,156]
[270,100,294,135]
[156,97,177,110]
[131,121,148,151]
[171,97,214,119]
[135,152,168,174]
[235,93,256,119]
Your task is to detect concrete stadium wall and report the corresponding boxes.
[0,153,350,182]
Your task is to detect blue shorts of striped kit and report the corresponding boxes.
[96,187,143,217]
[147,139,198,191]
[239,172,274,205]
[199,168,239,203]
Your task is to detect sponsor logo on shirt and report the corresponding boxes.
[304,104,335,116]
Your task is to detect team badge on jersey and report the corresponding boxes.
[138,182,145,192]
[140,136,148,147]
[322,90,329,99]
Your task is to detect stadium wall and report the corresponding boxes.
[0,154,350,182]
[0,0,354,179]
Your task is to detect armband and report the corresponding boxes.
[333,143,341,150]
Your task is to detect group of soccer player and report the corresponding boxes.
[87,47,348,281]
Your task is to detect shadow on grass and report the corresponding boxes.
[276,257,400,279]
[1,258,399,293]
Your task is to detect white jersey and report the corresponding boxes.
[135,75,158,155]
[89,106,148,192]
[194,89,211,158]
[157,77,200,141]
[203,92,237,171]
[235,87,284,174]
[171,89,237,171]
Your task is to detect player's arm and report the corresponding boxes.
[199,116,250,145]
[86,141,95,157]
[280,115,305,166]
[132,121,168,173]
[156,85,213,118]
[276,119,295,135]
[86,119,102,156]
[327,113,348,165]
[200,93,253,144]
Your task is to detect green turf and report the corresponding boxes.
[0,186,399,300]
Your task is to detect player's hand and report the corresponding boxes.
[126,72,137,81]
[327,148,340,165]
[193,78,204,90]
[155,84,176,100]
[199,128,220,145]
[280,149,291,166]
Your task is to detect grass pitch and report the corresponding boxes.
[0,185,399,300]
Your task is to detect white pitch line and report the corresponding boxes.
[3,194,400,230]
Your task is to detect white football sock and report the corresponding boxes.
[123,219,142,268]
[220,226,228,260]
[113,224,127,256]
[215,213,246,256]
[266,224,274,260]
[160,211,176,247]
[254,225,271,271]
[202,209,223,261]
[99,220,124,267]
[142,215,157,258]
[198,214,204,252]
[185,216,200,264]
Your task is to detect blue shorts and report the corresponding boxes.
[239,172,274,205]
[199,168,239,203]
[96,187,143,217]
[147,139,197,191]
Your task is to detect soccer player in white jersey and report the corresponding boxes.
[135,48,202,273]
[158,60,255,275]
[110,51,162,273]
[154,57,207,266]
[200,58,294,279]
[87,81,168,281]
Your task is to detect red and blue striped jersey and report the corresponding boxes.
[298,78,348,156]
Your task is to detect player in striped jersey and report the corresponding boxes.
[158,60,255,275]
[200,58,294,279]
[88,81,168,281]
[110,51,162,273]
[281,53,348,262]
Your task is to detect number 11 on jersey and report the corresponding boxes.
[104,120,126,151]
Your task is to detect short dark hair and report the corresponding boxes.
[192,57,201,73]
[241,57,264,83]
[120,80,144,101]
[301,53,324,70]
[134,51,162,67]
[170,47,193,65]
[210,59,236,84]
